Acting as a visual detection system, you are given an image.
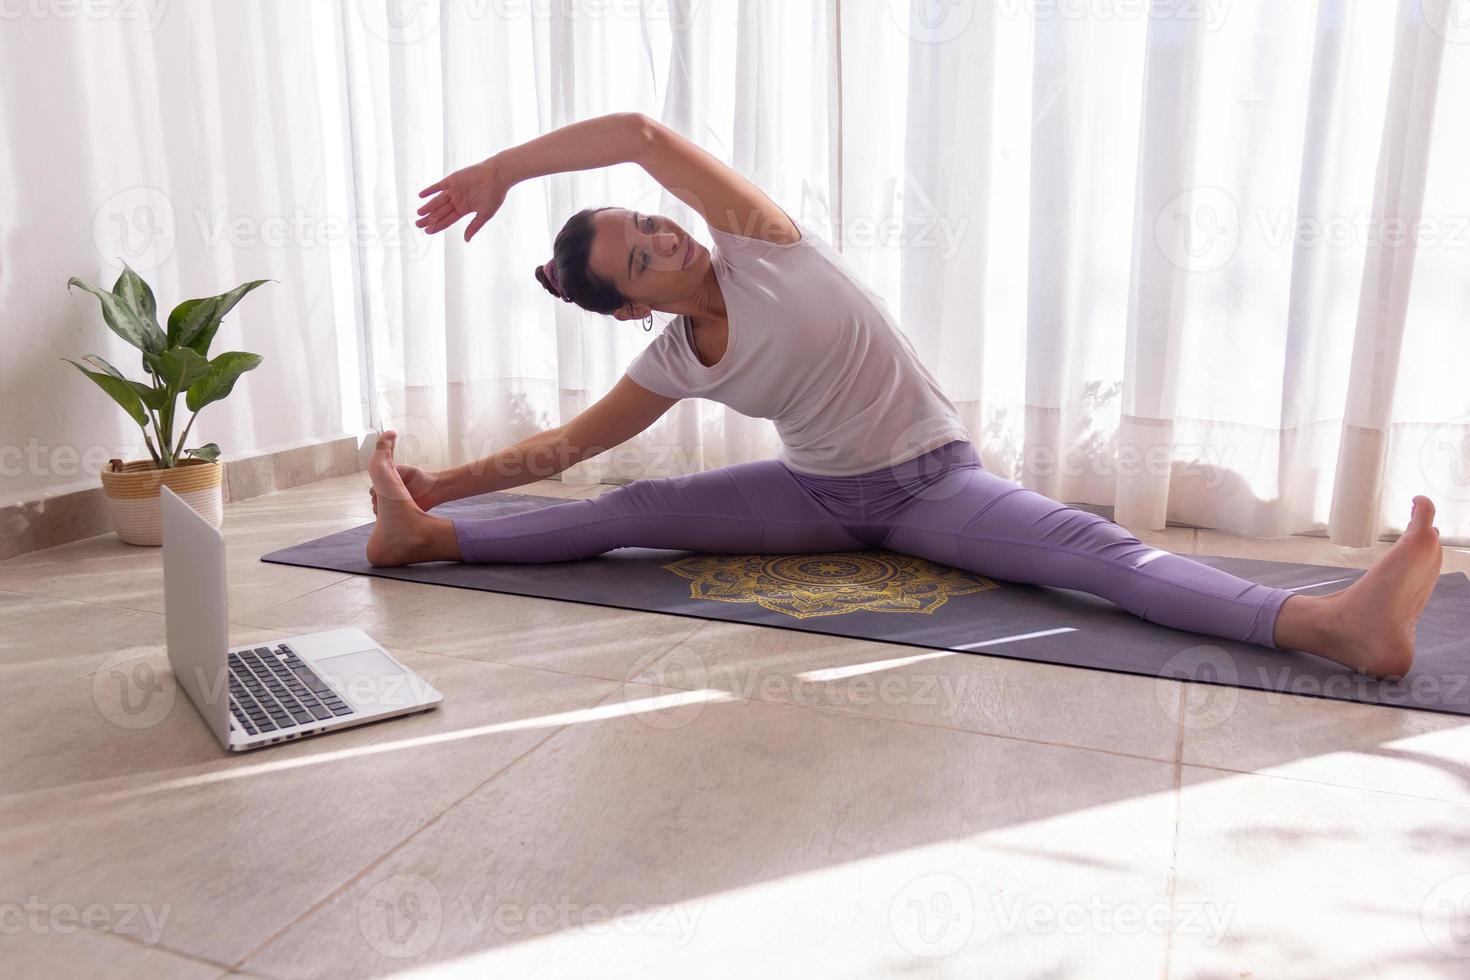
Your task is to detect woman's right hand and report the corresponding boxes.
[416,157,509,241]
[370,464,443,515]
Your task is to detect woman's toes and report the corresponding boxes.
[1410,494,1435,527]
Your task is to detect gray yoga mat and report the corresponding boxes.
[261,490,1470,716]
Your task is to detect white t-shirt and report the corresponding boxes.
[625,219,971,476]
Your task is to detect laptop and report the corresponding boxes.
[160,484,443,752]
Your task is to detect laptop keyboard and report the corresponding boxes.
[228,643,354,737]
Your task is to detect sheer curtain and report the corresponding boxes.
[345,0,1470,548]
[2,1,360,507]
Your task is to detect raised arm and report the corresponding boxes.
[417,112,798,245]
[631,113,800,244]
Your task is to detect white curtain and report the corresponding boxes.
[345,0,1470,548]
[2,2,360,506]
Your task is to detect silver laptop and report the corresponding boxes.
[160,485,443,752]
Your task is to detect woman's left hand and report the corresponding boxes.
[417,157,509,241]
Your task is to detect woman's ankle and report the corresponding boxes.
[423,515,464,562]
[1271,592,1338,653]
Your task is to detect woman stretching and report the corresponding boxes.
[368,111,1443,679]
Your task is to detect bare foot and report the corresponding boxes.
[1310,495,1443,677]
[365,431,460,567]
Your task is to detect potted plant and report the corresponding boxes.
[65,263,269,545]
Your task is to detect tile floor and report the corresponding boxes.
[4,472,1470,978]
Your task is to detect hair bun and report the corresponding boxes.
[533,264,561,300]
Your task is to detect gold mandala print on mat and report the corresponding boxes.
[660,550,998,620]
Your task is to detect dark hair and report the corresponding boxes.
[533,206,629,315]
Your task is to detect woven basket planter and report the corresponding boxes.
[99,458,223,546]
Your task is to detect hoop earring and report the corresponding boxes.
[642,313,654,332]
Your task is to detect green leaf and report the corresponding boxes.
[112,263,163,347]
[80,352,125,378]
[67,277,166,354]
[144,346,212,390]
[186,351,264,413]
[184,443,221,463]
[167,279,271,356]
[80,353,167,410]
[64,358,148,427]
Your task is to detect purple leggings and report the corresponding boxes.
[452,439,1293,649]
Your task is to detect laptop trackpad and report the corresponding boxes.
[315,649,414,710]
